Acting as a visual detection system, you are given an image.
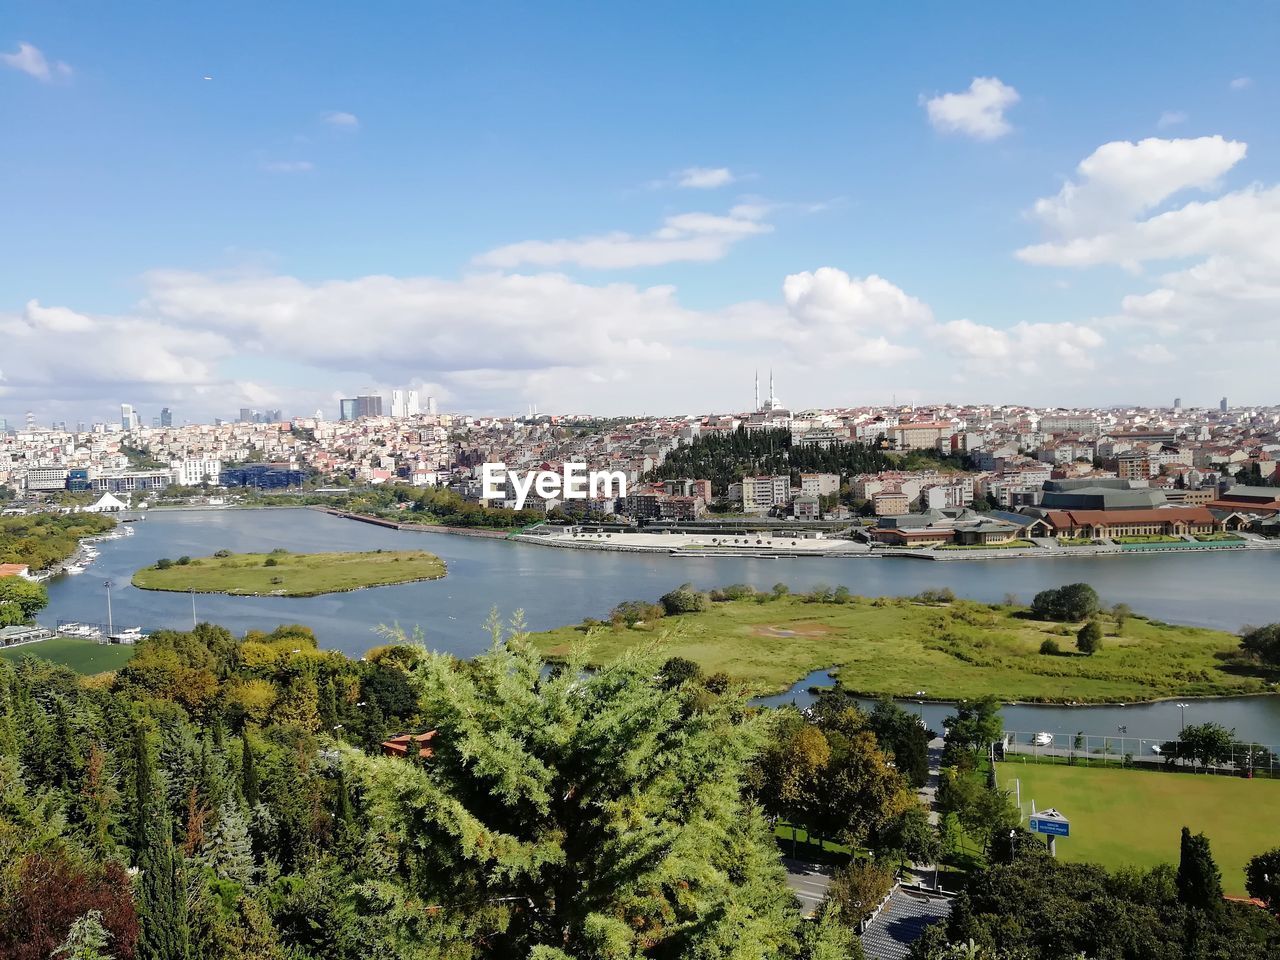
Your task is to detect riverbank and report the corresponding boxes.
[530,593,1276,703]
[131,548,446,597]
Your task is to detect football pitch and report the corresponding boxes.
[995,761,1280,895]
[0,636,136,674]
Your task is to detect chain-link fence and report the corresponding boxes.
[995,729,1278,779]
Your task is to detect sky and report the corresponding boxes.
[2,2,1279,425]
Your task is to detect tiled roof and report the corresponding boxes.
[860,887,953,960]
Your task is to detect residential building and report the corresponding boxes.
[741,475,790,513]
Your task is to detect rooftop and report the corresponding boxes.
[859,886,953,960]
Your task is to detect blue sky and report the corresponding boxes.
[3,2,1279,423]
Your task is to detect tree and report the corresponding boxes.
[155,558,174,570]
[829,859,895,924]
[1030,583,1099,622]
[1241,624,1280,666]
[1076,620,1103,656]
[1039,638,1060,656]
[342,619,819,958]
[868,697,930,788]
[0,575,49,622]
[54,910,114,960]
[658,655,703,687]
[1111,603,1133,634]
[240,736,259,807]
[943,697,1003,756]
[659,583,708,615]
[1164,722,1236,768]
[1177,826,1223,911]
[1246,848,1280,914]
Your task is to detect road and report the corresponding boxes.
[782,857,833,917]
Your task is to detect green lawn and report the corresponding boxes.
[132,549,446,597]
[1113,535,1182,544]
[531,595,1270,701]
[994,761,1280,895]
[0,636,135,674]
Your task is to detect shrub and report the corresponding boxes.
[264,557,279,567]
[659,584,708,615]
[213,549,232,558]
[832,585,852,604]
[1039,638,1061,656]
[771,582,790,599]
[1031,582,1100,622]
[270,547,289,555]
[916,587,956,604]
[176,555,191,565]
[1077,619,1103,655]
[155,557,174,570]
[609,600,664,627]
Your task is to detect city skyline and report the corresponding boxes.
[3,4,1279,424]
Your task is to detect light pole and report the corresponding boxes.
[190,587,197,628]
[104,579,113,636]
[1177,702,1190,733]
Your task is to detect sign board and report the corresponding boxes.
[1029,808,1070,838]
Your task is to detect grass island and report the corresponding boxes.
[131,548,446,597]
[531,590,1272,703]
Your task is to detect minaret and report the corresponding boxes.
[769,369,775,410]
[754,370,760,412]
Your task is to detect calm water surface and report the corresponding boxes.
[41,508,1280,742]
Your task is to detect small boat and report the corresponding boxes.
[109,627,144,644]
[1032,732,1054,747]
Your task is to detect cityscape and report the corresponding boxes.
[3,4,1280,960]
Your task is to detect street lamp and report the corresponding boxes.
[1177,702,1190,733]
[190,587,197,628]
[104,579,113,636]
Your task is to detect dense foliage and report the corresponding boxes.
[648,427,891,493]
[0,576,49,625]
[912,834,1280,959]
[1241,623,1280,666]
[0,512,116,571]
[0,615,859,959]
[1030,583,1100,622]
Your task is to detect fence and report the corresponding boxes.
[996,729,1278,779]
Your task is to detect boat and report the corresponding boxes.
[108,627,145,644]
[1032,732,1054,747]
[58,623,105,641]
[64,564,85,575]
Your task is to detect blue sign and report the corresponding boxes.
[1030,814,1070,837]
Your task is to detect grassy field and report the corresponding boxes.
[132,549,446,597]
[994,761,1280,895]
[0,636,135,673]
[530,595,1270,701]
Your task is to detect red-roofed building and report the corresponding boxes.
[1040,507,1220,538]
[381,730,437,760]
[0,564,31,580]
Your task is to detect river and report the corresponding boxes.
[39,507,1280,742]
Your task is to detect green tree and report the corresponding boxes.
[54,910,114,960]
[1030,583,1099,622]
[342,618,816,958]
[240,736,259,808]
[943,697,1003,756]
[1076,619,1103,656]
[1111,603,1133,634]
[0,575,49,622]
[1241,624,1280,666]
[1246,847,1280,914]
[658,583,708,615]
[829,859,895,924]
[1177,826,1223,911]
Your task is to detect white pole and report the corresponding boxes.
[105,580,113,636]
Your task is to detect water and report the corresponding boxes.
[40,508,1280,741]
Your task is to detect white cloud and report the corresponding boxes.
[1,42,72,83]
[262,160,315,173]
[1157,110,1188,128]
[675,166,735,189]
[473,205,771,270]
[1131,343,1175,364]
[938,318,1103,370]
[1230,76,1252,90]
[922,77,1019,140]
[323,111,360,129]
[1017,135,1248,258]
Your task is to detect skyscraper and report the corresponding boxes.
[426,396,438,416]
[406,390,420,416]
[340,398,358,421]
[160,407,173,427]
[121,403,136,432]
[390,389,406,418]
[1220,397,1228,412]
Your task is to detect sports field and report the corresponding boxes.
[0,636,136,674]
[995,761,1280,895]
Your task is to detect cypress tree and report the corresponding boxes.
[1177,826,1223,910]
[318,675,339,734]
[131,719,155,856]
[136,808,193,960]
[240,735,259,808]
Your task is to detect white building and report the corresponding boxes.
[390,390,406,418]
[406,390,420,416]
[742,475,790,513]
[171,458,222,486]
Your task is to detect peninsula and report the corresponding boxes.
[131,548,445,597]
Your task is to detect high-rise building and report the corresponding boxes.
[120,403,137,432]
[1173,398,1182,411]
[390,389,406,418]
[265,409,282,422]
[160,407,173,427]
[340,398,358,421]
[426,396,437,416]
[239,407,254,423]
[406,390,420,416]
[357,395,383,418]
[1220,397,1228,412]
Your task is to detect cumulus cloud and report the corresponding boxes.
[473,205,771,270]
[323,111,360,129]
[938,319,1103,370]
[675,166,735,188]
[1,42,72,83]
[262,160,315,173]
[922,77,1019,140]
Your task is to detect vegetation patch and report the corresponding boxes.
[0,513,116,571]
[131,548,446,597]
[994,761,1280,896]
[531,586,1271,701]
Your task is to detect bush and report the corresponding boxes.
[659,584,708,615]
[610,600,664,627]
[176,555,191,565]
[916,587,956,604]
[771,582,790,599]
[1031,582,1100,622]
[1077,619,1103,655]
[155,557,174,570]
[270,547,289,555]
[213,549,232,558]
[1039,638,1061,656]
[264,557,279,567]
[832,585,852,604]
